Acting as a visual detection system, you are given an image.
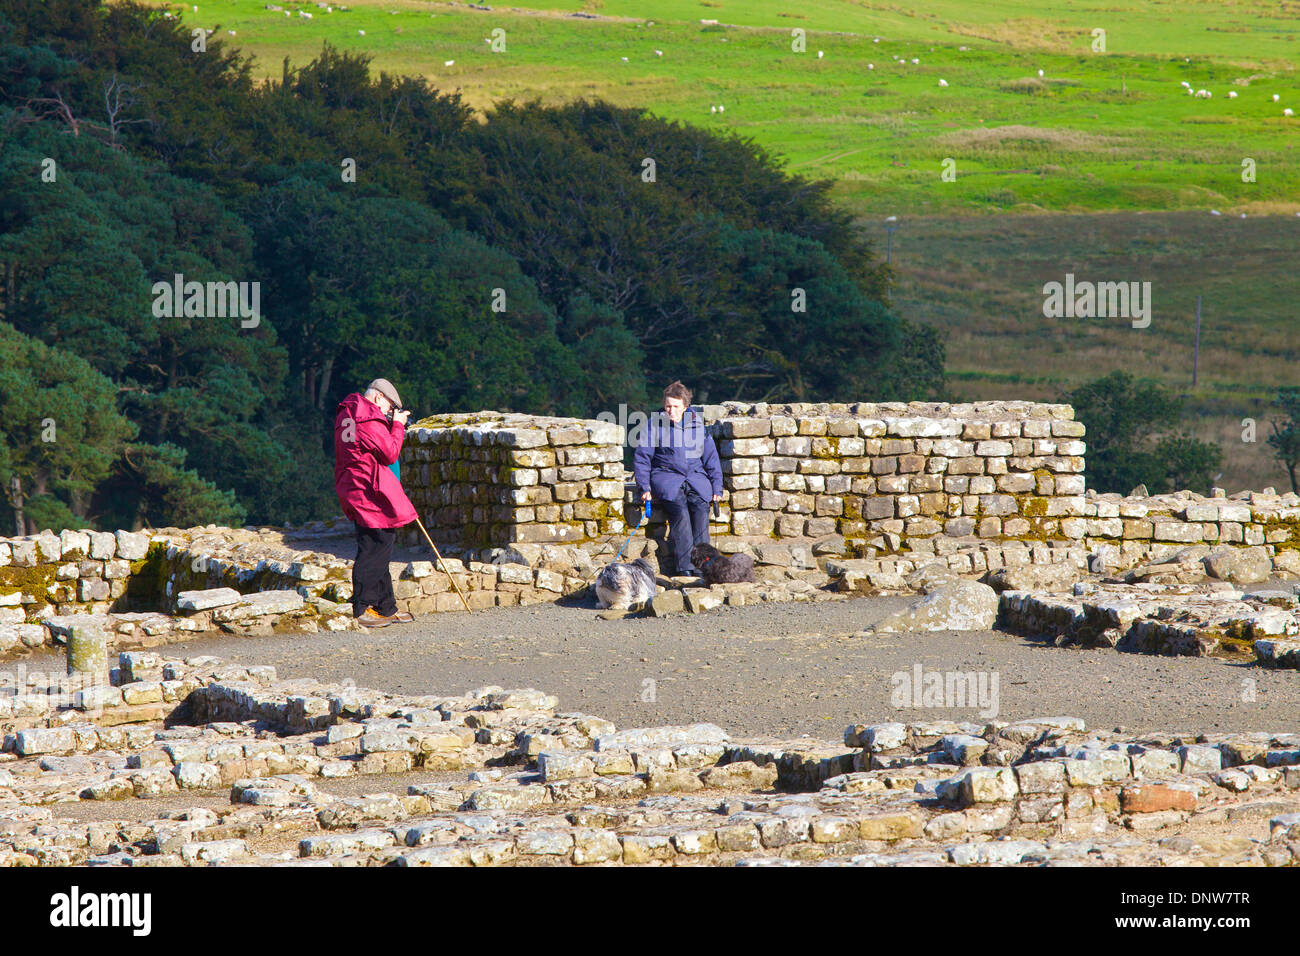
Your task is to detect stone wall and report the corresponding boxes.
[400,413,625,550]
[2,401,1299,649]
[4,651,1300,866]
[0,529,154,625]
[0,522,602,656]
[695,400,1086,547]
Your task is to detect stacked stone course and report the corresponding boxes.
[400,412,625,550]
[3,656,1300,867]
[0,529,153,623]
[698,400,1086,546]
[2,402,1299,652]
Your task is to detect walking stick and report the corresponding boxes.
[412,515,474,613]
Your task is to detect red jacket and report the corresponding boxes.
[333,393,418,529]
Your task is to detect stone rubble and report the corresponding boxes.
[2,655,1299,867]
[999,580,1300,666]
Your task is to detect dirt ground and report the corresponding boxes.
[35,594,1289,740]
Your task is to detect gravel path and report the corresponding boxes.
[86,595,1296,739]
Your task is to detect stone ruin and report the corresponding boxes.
[0,399,1297,667]
[1,650,1298,867]
[2,399,1300,867]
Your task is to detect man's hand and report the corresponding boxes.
[394,409,411,427]
[641,491,652,502]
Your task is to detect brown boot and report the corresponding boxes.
[356,608,395,628]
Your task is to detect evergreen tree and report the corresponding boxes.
[1065,371,1221,495]
[1267,387,1300,494]
[0,322,136,532]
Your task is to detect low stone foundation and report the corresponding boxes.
[2,654,1299,867]
[999,581,1300,662]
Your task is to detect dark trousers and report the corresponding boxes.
[353,524,397,617]
[658,483,710,575]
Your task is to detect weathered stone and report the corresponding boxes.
[941,734,988,766]
[174,762,222,790]
[647,590,686,617]
[757,817,810,848]
[862,581,999,634]
[518,831,573,856]
[939,767,1019,805]
[596,724,728,751]
[537,751,594,782]
[1203,546,1271,585]
[466,786,550,811]
[1014,761,1068,794]
[114,531,151,561]
[699,761,778,789]
[66,619,108,680]
[985,564,1082,593]
[212,590,305,621]
[646,766,704,794]
[621,834,675,863]
[1121,783,1198,813]
[1130,749,1180,779]
[176,588,242,612]
[857,812,923,841]
[1179,745,1223,774]
[572,829,622,864]
[16,727,76,757]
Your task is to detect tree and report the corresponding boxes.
[0,322,136,532]
[0,108,301,526]
[1267,387,1300,494]
[559,294,647,412]
[0,0,949,530]
[685,222,900,401]
[1064,371,1221,495]
[245,173,582,421]
[96,443,245,531]
[1151,433,1223,497]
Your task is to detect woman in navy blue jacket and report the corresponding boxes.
[633,381,723,576]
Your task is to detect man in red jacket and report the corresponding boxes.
[334,378,418,628]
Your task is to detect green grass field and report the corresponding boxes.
[147,0,1300,214]
[135,0,1300,490]
[886,211,1298,492]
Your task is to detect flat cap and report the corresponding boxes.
[366,378,401,408]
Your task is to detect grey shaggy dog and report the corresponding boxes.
[594,557,658,609]
[690,544,754,584]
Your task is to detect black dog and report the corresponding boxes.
[690,544,754,584]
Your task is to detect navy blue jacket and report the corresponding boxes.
[633,408,723,502]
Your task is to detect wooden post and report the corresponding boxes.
[9,476,23,536]
[1192,295,1202,387]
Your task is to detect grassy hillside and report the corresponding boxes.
[139,0,1299,215]
[886,211,1299,493]
[130,0,1300,490]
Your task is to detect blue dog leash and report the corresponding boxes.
[611,500,653,563]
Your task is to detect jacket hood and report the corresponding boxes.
[337,392,387,423]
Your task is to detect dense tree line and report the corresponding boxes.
[0,0,942,531]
